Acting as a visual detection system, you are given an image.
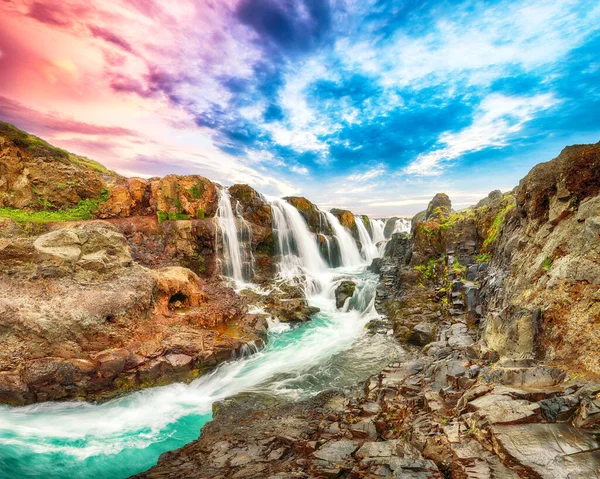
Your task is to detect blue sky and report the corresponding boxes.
[1,0,600,215]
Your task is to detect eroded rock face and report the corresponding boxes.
[0,222,266,405]
[150,175,218,219]
[426,193,451,221]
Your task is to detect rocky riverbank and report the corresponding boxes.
[137,142,600,478]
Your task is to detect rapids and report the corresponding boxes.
[0,198,402,479]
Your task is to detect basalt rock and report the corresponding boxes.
[284,196,331,235]
[334,280,356,309]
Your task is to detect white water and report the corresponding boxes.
[269,197,327,293]
[216,188,245,285]
[371,218,386,244]
[324,211,362,266]
[355,216,378,263]
[0,196,401,479]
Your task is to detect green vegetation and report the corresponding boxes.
[196,208,205,219]
[440,208,476,231]
[68,154,111,174]
[157,210,168,224]
[476,252,491,263]
[188,183,205,200]
[542,257,553,271]
[168,212,190,221]
[0,121,69,160]
[483,201,516,248]
[452,260,467,276]
[414,258,438,281]
[0,188,109,224]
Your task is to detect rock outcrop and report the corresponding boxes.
[0,221,266,405]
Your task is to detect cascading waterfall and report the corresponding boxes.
[0,195,402,479]
[355,216,378,263]
[216,188,253,286]
[269,197,327,282]
[323,211,362,266]
[370,218,386,244]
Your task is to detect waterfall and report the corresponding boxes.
[355,216,378,262]
[323,211,362,267]
[370,218,386,244]
[216,188,253,286]
[268,197,327,281]
[392,218,410,234]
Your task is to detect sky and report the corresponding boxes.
[1,0,599,216]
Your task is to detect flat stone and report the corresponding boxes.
[469,395,541,425]
[313,440,359,464]
[491,423,600,479]
[355,440,399,459]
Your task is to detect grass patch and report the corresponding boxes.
[0,188,109,224]
[483,201,516,248]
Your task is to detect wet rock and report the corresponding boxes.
[334,280,356,309]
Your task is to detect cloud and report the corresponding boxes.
[0,96,140,137]
[290,165,309,175]
[345,164,385,182]
[88,25,134,53]
[406,93,557,176]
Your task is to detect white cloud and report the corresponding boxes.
[405,93,557,176]
[339,0,600,90]
[290,165,309,175]
[345,164,385,182]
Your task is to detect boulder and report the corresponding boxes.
[334,280,356,309]
[425,193,452,221]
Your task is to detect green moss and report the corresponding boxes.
[188,183,205,199]
[452,260,467,276]
[483,202,516,248]
[476,253,491,263]
[167,211,190,221]
[414,258,438,282]
[542,257,553,271]
[157,210,168,224]
[0,189,109,224]
[196,207,205,219]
